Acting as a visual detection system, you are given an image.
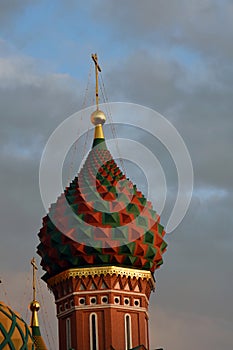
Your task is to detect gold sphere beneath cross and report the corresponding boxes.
[29,300,40,312]
[91,109,106,125]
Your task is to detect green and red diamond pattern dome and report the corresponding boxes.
[37,137,167,281]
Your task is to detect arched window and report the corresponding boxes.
[90,313,99,350]
[124,314,132,350]
[66,318,72,350]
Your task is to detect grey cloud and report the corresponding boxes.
[0,52,83,275]
[0,53,83,150]
[106,50,185,110]
[104,49,233,193]
[0,0,36,25]
[92,0,233,60]
[149,305,233,349]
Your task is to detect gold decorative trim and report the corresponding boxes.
[47,266,154,287]
[94,124,104,139]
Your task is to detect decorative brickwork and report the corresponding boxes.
[49,270,152,350]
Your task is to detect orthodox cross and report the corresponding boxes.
[31,257,38,301]
[91,53,102,109]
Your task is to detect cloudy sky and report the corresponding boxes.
[0,1,232,349]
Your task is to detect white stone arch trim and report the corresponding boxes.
[89,312,99,350]
[124,313,132,350]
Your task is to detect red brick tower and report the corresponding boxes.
[37,55,167,350]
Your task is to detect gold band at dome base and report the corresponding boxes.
[94,124,105,139]
[30,310,39,327]
[47,266,155,288]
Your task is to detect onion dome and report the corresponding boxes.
[37,110,167,281]
[0,301,35,349]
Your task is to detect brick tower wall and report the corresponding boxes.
[48,267,155,350]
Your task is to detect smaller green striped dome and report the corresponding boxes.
[0,301,35,350]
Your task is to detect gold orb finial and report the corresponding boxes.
[29,300,40,312]
[91,109,106,126]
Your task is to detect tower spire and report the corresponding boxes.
[90,53,106,147]
[37,55,167,350]
[30,257,39,328]
[29,257,48,350]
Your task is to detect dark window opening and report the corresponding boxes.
[91,314,97,350]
